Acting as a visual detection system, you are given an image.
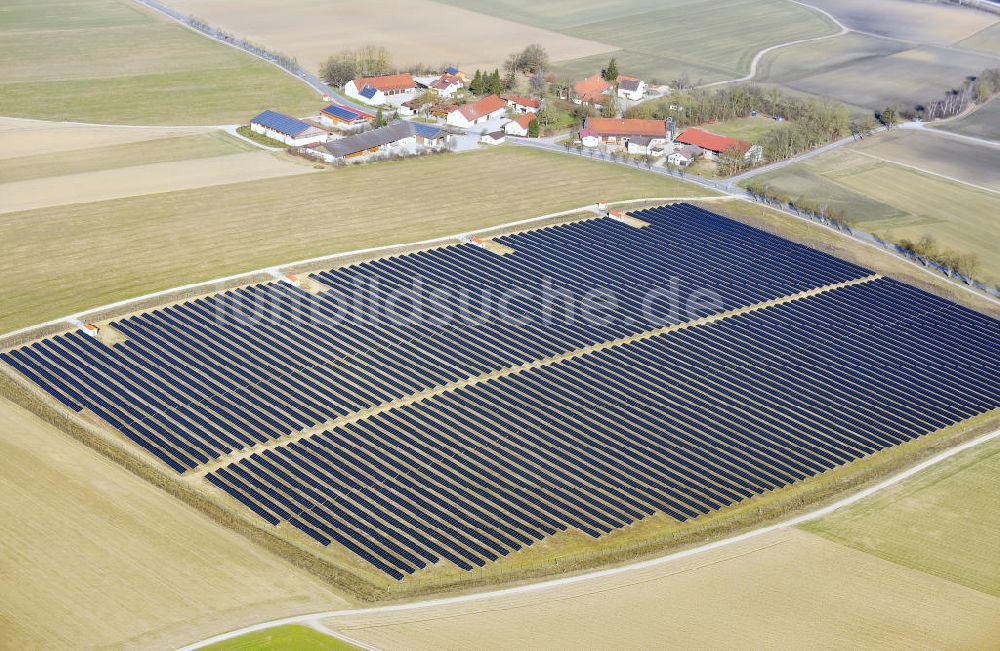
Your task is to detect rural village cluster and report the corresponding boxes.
[247,63,763,166]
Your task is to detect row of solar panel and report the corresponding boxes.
[0,205,871,473]
[206,278,999,577]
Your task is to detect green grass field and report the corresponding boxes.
[743,139,1000,286]
[442,0,837,84]
[698,117,784,143]
[802,436,1000,597]
[202,625,357,651]
[932,97,1000,141]
[0,131,255,183]
[0,0,318,124]
[0,147,711,333]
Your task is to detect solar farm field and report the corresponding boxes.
[0,0,318,124]
[3,203,997,593]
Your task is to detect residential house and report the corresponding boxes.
[249,110,329,146]
[617,76,646,101]
[429,73,464,98]
[667,144,703,166]
[674,128,763,162]
[626,135,655,155]
[344,73,417,104]
[582,117,667,150]
[318,103,373,128]
[573,73,610,106]
[480,130,506,145]
[446,94,506,128]
[505,95,540,114]
[503,113,535,136]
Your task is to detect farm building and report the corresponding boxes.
[344,73,417,104]
[675,128,762,162]
[480,130,506,145]
[505,95,540,114]
[573,73,610,106]
[668,144,703,166]
[398,99,432,116]
[617,76,646,101]
[582,117,667,150]
[503,113,535,136]
[249,110,329,146]
[304,120,448,162]
[429,73,464,97]
[318,103,373,128]
[447,94,506,128]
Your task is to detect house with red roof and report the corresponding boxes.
[344,73,417,105]
[504,95,540,114]
[572,73,611,106]
[429,73,464,98]
[503,113,536,136]
[674,128,762,162]
[582,117,667,151]
[446,94,506,128]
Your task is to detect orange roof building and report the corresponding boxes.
[573,73,611,104]
[674,128,750,154]
[447,94,506,127]
[584,118,666,139]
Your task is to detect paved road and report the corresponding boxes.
[133,0,371,114]
[899,121,1000,149]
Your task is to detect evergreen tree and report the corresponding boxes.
[488,69,503,95]
[470,69,484,95]
[527,117,540,138]
[603,57,619,82]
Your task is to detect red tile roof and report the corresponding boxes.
[584,118,665,138]
[457,94,505,121]
[505,95,540,109]
[573,73,610,102]
[509,113,535,129]
[351,73,415,92]
[675,128,750,153]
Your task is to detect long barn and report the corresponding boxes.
[3,204,997,580]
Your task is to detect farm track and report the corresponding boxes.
[179,425,1000,650]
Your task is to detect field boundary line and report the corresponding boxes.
[0,198,719,344]
[850,149,1000,195]
[178,426,1000,650]
[186,274,880,477]
[0,115,230,129]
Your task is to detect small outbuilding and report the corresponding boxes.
[480,130,506,145]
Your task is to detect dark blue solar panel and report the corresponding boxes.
[250,110,310,136]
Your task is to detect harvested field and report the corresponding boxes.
[848,128,1000,191]
[324,528,1000,649]
[0,147,708,332]
[743,137,1000,286]
[0,0,318,124]
[0,130,256,183]
[933,96,1000,141]
[559,0,837,82]
[163,0,617,77]
[958,22,1000,56]
[763,41,999,111]
[804,436,1000,597]
[0,149,317,213]
[0,395,351,650]
[0,116,215,159]
[799,0,998,45]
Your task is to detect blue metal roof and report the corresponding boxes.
[322,103,370,122]
[359,85,378,99]
[412,122,443,139]
[250,110,311,136]
[446,66,459,75]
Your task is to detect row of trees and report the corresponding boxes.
[468,69,503,96]
[922,67,1000,120]
[319,46,394,87]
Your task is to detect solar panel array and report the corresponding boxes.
[3,203,997,579]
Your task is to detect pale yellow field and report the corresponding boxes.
[0,396,351,650]
[800,0,998,45]
[0,149,317,213]
[0,116,214,159]
[325,528,1000,650]
[165,0,617,75]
